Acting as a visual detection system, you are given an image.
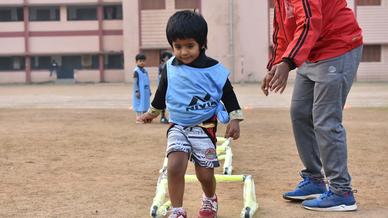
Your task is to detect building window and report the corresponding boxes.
[356,0,381,5]
[67,6,97,20]
[104,5,122,20]
[0,57,25,71]
[105,53,124,69]
[81,55,99,69]
[175,0,200,9]
[0,7,23,22]
[29,7,60,21]
[32,56,51,69]
[140,0,166,10]
[361,45,381,62]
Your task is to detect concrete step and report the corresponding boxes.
[55,79,75,84]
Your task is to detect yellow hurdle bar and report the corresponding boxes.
[216,145,226,153]
[185,174,245,183]
[218,154,226,160]
[215,137,233,174]
[150,159,169,218]
[216,136,227,144]
[223,141,233,175]
[241,175,259,218]
[155,200,171,217]
[160,157,168,172]
[150,174,168,217]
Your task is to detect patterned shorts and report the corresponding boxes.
[166,124,219,168]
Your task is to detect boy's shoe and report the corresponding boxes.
[168,207,187,218]
[302,189,357,211]
[160,117,169,124]
[283,177,327,201]
[198,194,218,218]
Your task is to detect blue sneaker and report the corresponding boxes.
[283,177,327,201]
[302,190,357,211]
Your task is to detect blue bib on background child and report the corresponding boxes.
[166,58,229,126]
[132,66,151,112]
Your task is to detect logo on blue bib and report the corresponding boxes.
[186,93,217,111]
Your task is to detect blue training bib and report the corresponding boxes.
[132,67,151,112]
[166,58,229,126]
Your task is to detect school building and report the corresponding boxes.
[0,0,387,84]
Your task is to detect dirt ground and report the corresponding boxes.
[1,108,388,218]
[0,83,388,218]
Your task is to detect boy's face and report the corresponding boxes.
[136,59,146,68]
[172,38,201,65]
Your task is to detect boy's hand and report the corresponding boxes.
[225,119,241,140]
[141,112,158,123]
[261,65,276,96]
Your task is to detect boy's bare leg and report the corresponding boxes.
[195,165,216,197]
[135,112,143,123]
[168,152,189,207]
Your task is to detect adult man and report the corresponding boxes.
[262,0,363,211]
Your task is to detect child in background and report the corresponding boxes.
[132,53,151,123]
[158,51,173,124]
[142,10,244,218]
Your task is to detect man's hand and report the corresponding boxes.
[141,112,158,123]
[224,119,241,140]
[261,65,277,96]
[269,62,290,94]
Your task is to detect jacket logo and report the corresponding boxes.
[186,94,217,111]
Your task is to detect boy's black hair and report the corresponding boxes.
[166,10,208,49]
[135,53,146,61]
[160,51,173,62]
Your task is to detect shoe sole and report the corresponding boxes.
[283,194,321,201]
[303,204,357,212]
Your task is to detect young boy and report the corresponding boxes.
[142,10,244,218]
[132,53,151,123]
[158,51,173,124]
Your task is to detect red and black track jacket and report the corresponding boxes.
[267,0,363,70]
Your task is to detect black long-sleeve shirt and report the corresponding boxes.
[151,52,241,113]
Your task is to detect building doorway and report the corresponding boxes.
[59,56,81,79]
